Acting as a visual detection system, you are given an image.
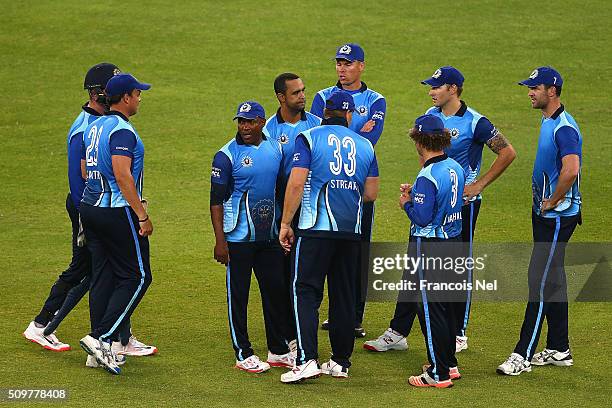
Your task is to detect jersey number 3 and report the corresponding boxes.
[328,134,356,176]
[449,169,459,207]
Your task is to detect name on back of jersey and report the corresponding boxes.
[330,179,359,191]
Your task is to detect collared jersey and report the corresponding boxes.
[211,135,283,242]
[292,119,378,240]
[263,109,321,179]
[426,102,497,199]
[310,82,386,146]
[81,112,145,208]
[532,105,582,217]
[67,104,101,208]
[405,155,465,239]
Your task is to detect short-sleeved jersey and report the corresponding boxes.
[426,102,497,200]
[532,105,582,217]
[81,112,145,208]
[211,135,283,242]
[67,104,101,208]
[310,82,386,146]
[292,118,378,240]
[405,155,465,239]
[262,109,321,179]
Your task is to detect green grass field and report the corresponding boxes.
[1,0,611,406]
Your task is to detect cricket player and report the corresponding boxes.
[400,114,465,388]
[79,73,153,375]
[365,66,516,353]
[210,101,294,374]
[311,43,386,337]
[498,66,581,376]
[279,91,379,383]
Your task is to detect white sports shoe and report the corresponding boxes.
[112,336,158,356]
[280,359,321,383]
[321,360,349,378]
[267,351,295,368]
[531,349,573,366]
[497,353,532,376]
[80,335,121,375]
[456,336,468,353]
[288,339,297,354]
[86,353,126,368]
[363,328,408,352]
[23,321,70,352]
[235,355,270,373]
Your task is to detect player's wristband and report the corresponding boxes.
[138,215,149,223]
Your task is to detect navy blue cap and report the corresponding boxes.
[233,101,265,120]
[421,66,464,87]
[84,63,121,89]
[335,43,365,62]
[414,114,445,134]
[518,66,563,87]
[105,74,151,97]
[325,90,355,111]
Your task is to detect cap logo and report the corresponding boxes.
[239,103,251,113]
[432,69,442,79]
[418,125,422,131]
[553,76,557,85]
[339,45,352,54]
[113,68,121,76]
[529,69,538,79]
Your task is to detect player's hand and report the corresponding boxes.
[400,183,413,195]
[214,240,229,265]
[399,192,411,208]
[360,120,376,133]
[139,217,153,237]
[540,198,559,214]
[279,223,295,253]
[463,182,483,203]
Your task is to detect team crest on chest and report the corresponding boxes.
[279,134,289,144]
[241,156,253,167]
[356,105,368,116]
[450,128,460,139]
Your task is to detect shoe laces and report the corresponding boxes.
[46,332,61,344]
[508,354,525,368]
[99,340,116,365]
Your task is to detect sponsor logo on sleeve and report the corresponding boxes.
[414,192,425,204]
[371,111,385,121]
[211,167,221,178]
[293,153,300,162]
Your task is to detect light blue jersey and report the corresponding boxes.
[407,155,465,239]
[263,109,321,179]
[211,135,283,242]
[81,112,144,208]
[292,118,379,240]
[426,102,497,197]
[532,106,582,217]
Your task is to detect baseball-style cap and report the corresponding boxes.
[84,63,121,89]
[335,43,365,62]
[105,74,151,97]
[518,66,563,87]
[325,90,355,111]
[414,114,445,134]
[421,66,464,87]
[233,101,265,120]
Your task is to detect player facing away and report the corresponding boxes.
[498,67,582,376]
[279,91,379,383]
[364,66,515,354]
[400,114,465,388]
[311,43,386,338]
[210,101,295,374]
[23,63,119,352]
[79,74,154,375]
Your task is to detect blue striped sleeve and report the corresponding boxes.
[555,126,581,158]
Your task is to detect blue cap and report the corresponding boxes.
[421,66,464,87]
[325,90,355,111]
[105,73,151,97]
[518,66,563,87]
[233,101,265,120]
[335,43,365,62]
[414,114,445,134]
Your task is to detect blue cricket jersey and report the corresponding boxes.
[211,134,283,242]
[81,112,145,208]
[67,104,101,208]
[292,117,379,240]
[532,105,582,217]
[310,82,386,146]
[426,102,497,199]
[263,109,321,179]
[404,154,465,239]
